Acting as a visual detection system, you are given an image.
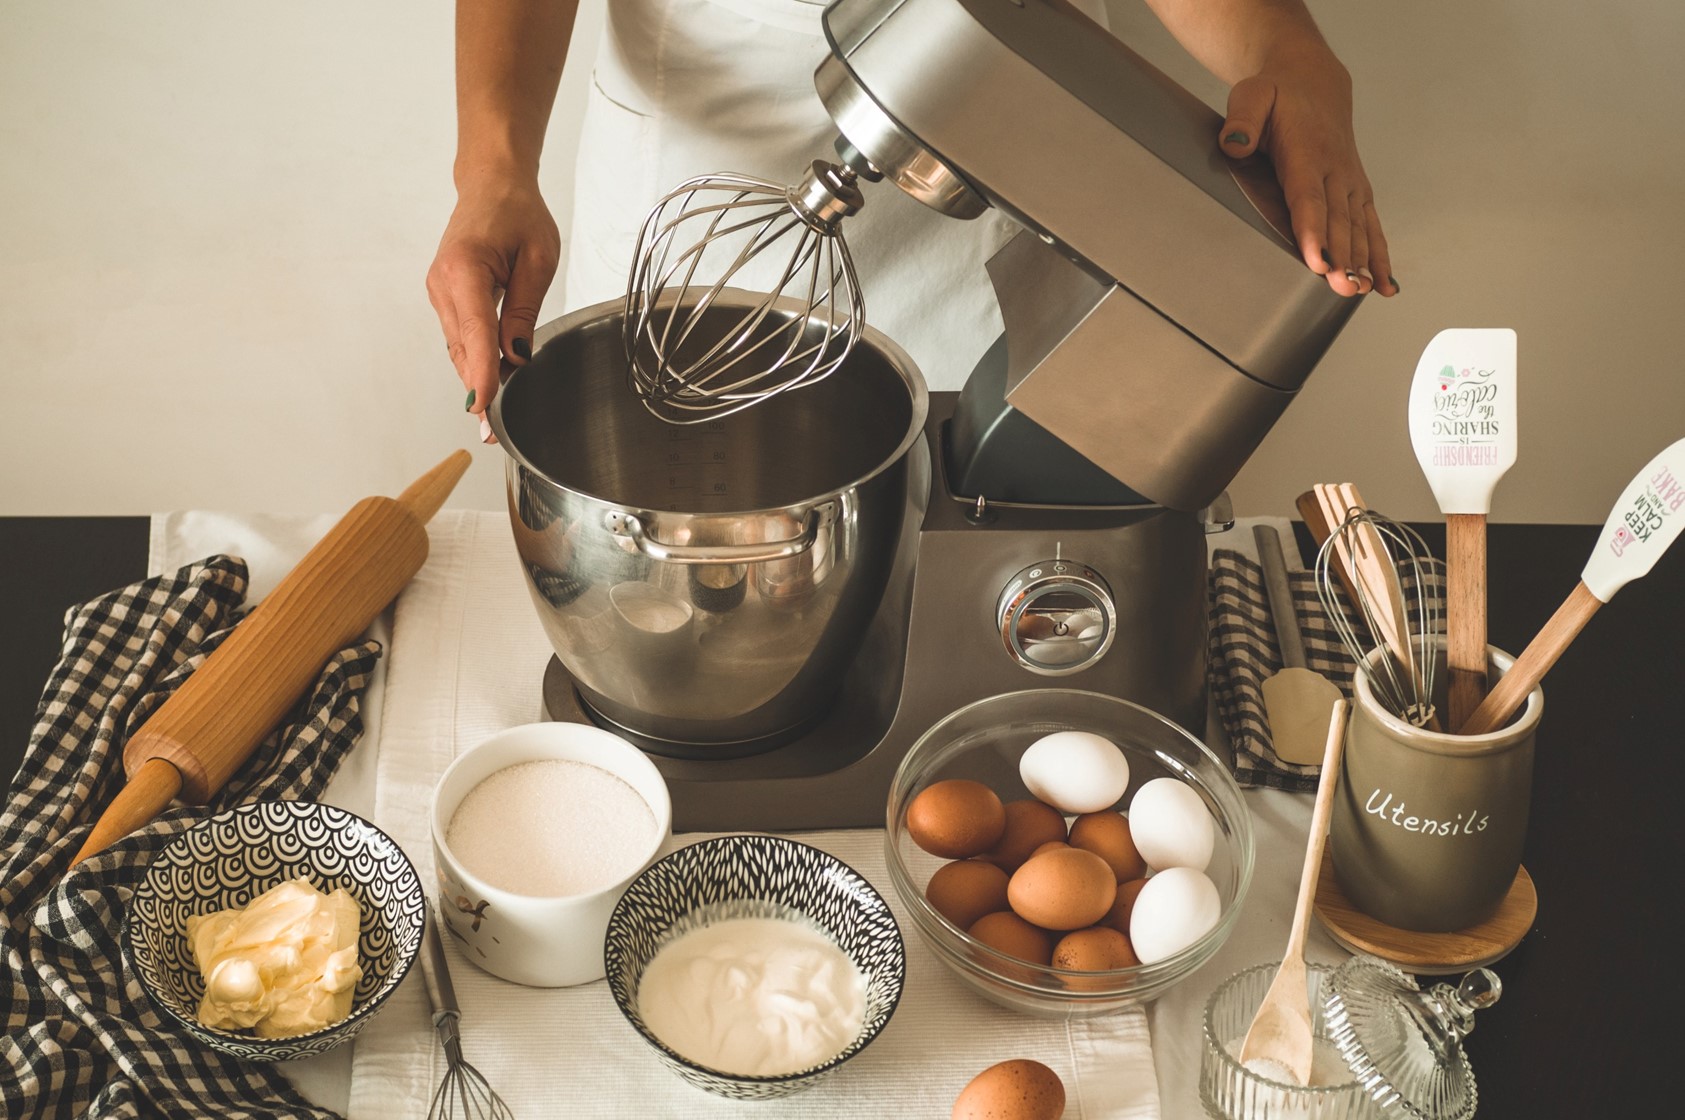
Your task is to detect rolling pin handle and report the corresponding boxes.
[68,757,184,868]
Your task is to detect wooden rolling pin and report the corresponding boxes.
[68,450,471,869]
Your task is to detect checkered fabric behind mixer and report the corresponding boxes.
[1207,548,1444,793]
[1,556,379,1119]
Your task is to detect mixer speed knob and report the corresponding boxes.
[996,560,1118,676]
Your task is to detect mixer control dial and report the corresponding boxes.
[996,560,1117,676]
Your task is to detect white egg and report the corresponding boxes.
[1128,777,1215,871]
[1018,731,1130,814]
[1129,866,1221,963]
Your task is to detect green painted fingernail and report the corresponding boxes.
[1321,248,1333,266]
[464,389,476,412]
[1224,131,1249,147]
[512,336,531,360]
[1389,274,1401,291]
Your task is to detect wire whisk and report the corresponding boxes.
[422,907,513,1120]
[1313,497,1444,728]
[623,159,869,423]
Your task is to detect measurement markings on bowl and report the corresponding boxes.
[661,423,733,505]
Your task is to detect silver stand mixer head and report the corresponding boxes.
[624,0,1362,510]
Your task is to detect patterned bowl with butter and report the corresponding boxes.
[604,834,906,1100]
[123,799,426,1062]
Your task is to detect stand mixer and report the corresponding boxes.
[494,0,1362,830]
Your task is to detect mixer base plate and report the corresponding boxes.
[541,655,902,831]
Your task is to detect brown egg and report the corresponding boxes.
[981,799,1068,873]
[926,860,1011,932]
[1098,877,1150,935]
[1051,926,1140,971]
[1028,840,1070,860]
[1069,811,1148,882]
[907,779,1007,859]
[1007,847,1118,931]
[967,911,1054,966]
[952,1059,1066,1120]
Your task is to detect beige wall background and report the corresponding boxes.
[3,1,1680,522]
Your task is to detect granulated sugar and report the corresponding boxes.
[446,759,657,896]
[1224,1035,1353,1088]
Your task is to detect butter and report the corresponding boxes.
[185,877,363,1038]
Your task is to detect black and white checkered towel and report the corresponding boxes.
[1207,548,1444,793]
[1,556,381,1119]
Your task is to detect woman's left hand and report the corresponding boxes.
[1217,42,1396,298]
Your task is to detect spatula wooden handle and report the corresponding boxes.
[1446,513,1490,731]
[1460,580,1601,736]
[69,451,470,868]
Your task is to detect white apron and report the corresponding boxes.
[564,0,1108,392]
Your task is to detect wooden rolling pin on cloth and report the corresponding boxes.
[68,450,472,869]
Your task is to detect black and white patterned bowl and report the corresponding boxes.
[604,835,905,1100]
[123,800,426,1062]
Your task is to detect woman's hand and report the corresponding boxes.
[426,176,561,441]
[1217,41,1395,298]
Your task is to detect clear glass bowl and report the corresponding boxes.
[1200,962,1382,1120]
[884,689,1255,1016]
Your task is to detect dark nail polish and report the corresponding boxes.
[1224,131,1249,147]
[512,336,531,361]
[1388,274,1401,292]
[1320,248,1333,266]
[464,389,476,413]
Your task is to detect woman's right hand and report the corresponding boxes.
[426,176,561,440]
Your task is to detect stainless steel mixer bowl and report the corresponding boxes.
[490,293,929,755]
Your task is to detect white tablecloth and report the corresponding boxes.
[147,509,1345,1119]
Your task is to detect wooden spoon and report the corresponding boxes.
[1237,699,1349,1083]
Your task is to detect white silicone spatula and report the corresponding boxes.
[1254,524,1343,765]
[1407,328,1518,732]
[1238,699,1349,1083]
[1460,436,1685,736]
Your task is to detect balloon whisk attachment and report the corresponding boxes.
[623,159,869,423]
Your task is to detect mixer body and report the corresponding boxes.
[817,0,1361,510]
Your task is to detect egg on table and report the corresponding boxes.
[1018,731,1130,814]
[952,1059,1066,1120]
[1127,776,1215,872]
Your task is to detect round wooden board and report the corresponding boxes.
[1313,850,1536,975]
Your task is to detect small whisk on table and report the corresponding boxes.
[1311,485,1444,729]
[422,908,513,1120]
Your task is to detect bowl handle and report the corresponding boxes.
[604,506,829,564]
